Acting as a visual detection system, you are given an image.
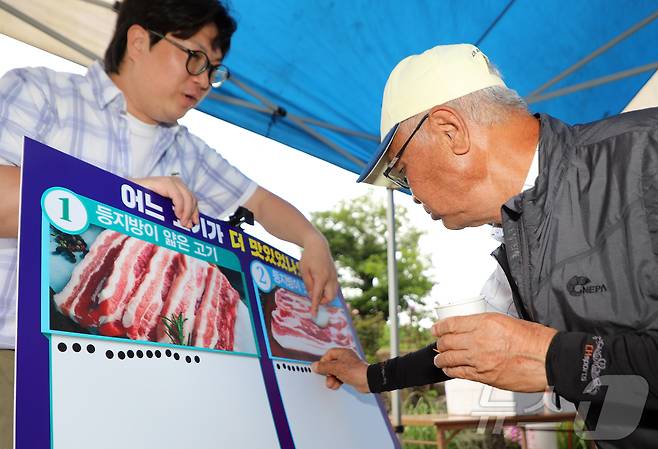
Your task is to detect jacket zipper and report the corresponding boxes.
[491,245,531,321]
[518,213,535,321]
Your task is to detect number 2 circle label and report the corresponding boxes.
[251,261,272,292]
[42,188,89,234]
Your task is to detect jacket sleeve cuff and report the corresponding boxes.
[545,331,606,403]
[367,343,450,393]
[367,362,386,393]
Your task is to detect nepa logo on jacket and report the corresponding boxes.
[567,275,607,297]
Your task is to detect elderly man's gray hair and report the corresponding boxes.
[445,85,528,126]
[401,63,527,138]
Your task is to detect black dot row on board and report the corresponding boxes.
[275,362,312,373]
[56,342,201,364]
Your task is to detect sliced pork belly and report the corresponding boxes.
[215,273,240,351]
[95,238,157,335]
[192,265,240,351]
[271,288,356,356]
[53,230,128,325]
[156,256,208,344]
[122,247,183,341]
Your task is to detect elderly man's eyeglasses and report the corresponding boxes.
[383,113,429,190]
[148,30,230,89]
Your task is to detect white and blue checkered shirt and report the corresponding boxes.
[0,61,257,349]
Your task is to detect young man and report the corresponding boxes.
[313,44,658,448]
[0,2,337,446]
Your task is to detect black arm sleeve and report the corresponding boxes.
[366,343,451,393]
[546,331,658,408]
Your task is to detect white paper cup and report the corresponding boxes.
[435,295,486,320]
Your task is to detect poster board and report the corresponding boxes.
[15,137,399,449]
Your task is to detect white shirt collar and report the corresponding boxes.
[490,143,540,242]
[522,143,540,192]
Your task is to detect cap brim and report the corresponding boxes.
[357,124,400,187]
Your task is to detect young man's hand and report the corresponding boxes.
[242,187,339,315]
[300,232,339,316]
[0,165,20,238]
[130,176,199,228]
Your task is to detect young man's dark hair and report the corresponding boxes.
[104,0,237,74]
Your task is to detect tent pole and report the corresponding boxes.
[227,76,365,167]
[80,0,117,10]
[386,188,402,435]
[209,92,379,142]
[0,0,99,62]
[528,8,658,98]
[291,115,379,142]
[526,61,658,104]
[286,114,366,167]
[208,92,272,114]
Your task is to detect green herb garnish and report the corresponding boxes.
[161,313,192,346]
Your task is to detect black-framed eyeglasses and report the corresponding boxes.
[148,29,230,88]
[382,113,429,189]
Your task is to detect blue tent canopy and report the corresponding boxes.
[1,0,656,174]
[198,0,658,176]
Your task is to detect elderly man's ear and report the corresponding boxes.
[427,106,470,156]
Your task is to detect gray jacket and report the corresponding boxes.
[498,110,658,448]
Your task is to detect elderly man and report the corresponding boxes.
[312,44,658,448]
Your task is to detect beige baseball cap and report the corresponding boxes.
[357,44,506,187]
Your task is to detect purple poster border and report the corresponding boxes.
[16,137,399,449]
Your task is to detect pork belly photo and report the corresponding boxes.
[50,226,248,353]
[262,287,357,362]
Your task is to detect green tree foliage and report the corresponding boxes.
[351,311,385,364]
[311,194,433,320]
[379,317,434,355]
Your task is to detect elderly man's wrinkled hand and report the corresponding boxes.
[299,232,338,317]
[431,313,558,392]
[311,348,370,393]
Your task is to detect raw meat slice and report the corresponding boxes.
[95,238,157,335]
[215,273,240,351]
[192,265,240,350]
[53,230,128,325]
[156,256,208,344]
[122,247,183,340]
[271,288,356,356]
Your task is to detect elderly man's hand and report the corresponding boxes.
[432,313,558,392]
[311,348,370,393]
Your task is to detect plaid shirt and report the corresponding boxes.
[0,62,257,349]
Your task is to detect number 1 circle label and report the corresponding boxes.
[42,188,89,234]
